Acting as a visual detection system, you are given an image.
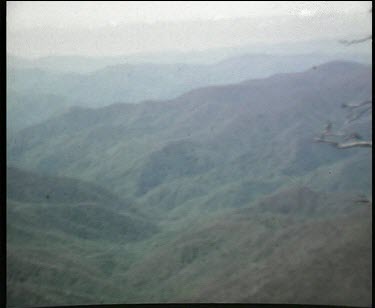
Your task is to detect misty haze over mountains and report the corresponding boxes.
[7,38,372,72]
[6,2,372,307]
[6,49,371,133]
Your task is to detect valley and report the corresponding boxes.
[6,58,372,306]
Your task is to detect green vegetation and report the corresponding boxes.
[6,61,372,307]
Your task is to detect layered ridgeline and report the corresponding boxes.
[7,52,371,132]
[7,61,372,306]
[8,61,372,218]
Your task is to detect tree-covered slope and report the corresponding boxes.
[7,182,372,307]
[8,61,372,213]
[7,166,160,306]
[6,61,372,307]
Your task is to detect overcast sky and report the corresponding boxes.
[7,1,372,58]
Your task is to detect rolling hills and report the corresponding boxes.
[7,166,158,306]
[116,186,371,306]
[8,61,372,216]
[7,177,372,306]
[6,60,372,307]
[7,166,156,241]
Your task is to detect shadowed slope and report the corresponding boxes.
[118,187,371,306]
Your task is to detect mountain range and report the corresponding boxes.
[7,52,371,133]
[6,60,372,307]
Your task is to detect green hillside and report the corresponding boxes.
[8,62,372,216]
[6,61,372,307]
[6,167,159,306]
[7,184,371,306]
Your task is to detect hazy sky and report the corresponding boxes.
[7,1,372,58]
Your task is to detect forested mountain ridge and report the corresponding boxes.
[7,60,372,307]
[7,53,371,132]
[8,61,372,212]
